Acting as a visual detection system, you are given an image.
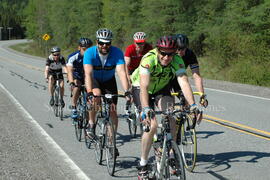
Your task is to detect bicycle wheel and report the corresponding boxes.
[94,118,103,164]
[74,103,83,141]
[53,87,59,117]
[104,120,116,176]
[180,114,197,172]
[128,113,137,137]
[170,141,186,180]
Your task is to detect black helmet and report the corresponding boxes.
[78,37,93,47]
[175,34,189,49]
[51,46,61,53]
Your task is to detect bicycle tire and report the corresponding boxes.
[128,113,137,138]
[74,99,83,141]
[94,117,103,164]
[170,141,186,180]
[53,87,59,117]
[180,114,197,172]
[105,120,116,176]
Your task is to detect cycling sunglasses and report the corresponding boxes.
[53,53,60,56]
[98,41,111,46]
[158,50,176,57]
[136,42,145,46]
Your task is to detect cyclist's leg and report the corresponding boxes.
[87,78,102,135]
[71,79,82,118]
[140,94,158,165]
[59,74,64,99]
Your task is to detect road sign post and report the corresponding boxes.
[42,34,51,55]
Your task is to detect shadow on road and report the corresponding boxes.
[196,151,270,173]
[196,130,224,139]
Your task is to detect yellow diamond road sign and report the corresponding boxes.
[42,34,50,41]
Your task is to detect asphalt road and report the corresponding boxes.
[0,40,269,180]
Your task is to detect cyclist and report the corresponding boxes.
[44,46,67,107]
[83,28,131,156]
[130,36,198,179]
[124,32,152,84]
[172,34,208,107]
[67,38,93,119]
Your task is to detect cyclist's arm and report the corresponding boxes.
[84,64,93,93]
[62,65,68,74]
[124,56,131,85]
[44,66,49,79]
[177,74,195,106]
[139,71,150,108]
[116,64,130,91]
[191,66,204,94]
[66,65,74,84]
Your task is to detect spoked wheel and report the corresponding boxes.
[94,118,103,164]
[104,120,116,176]
[169,141,186,180]
[128,113,137,138]
[180,114,197,172]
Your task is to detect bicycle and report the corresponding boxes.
[52,72,66,121]
[125,100,143,138]
[172,91,203,172]
[147,108,186,180]
[92,93,126,176]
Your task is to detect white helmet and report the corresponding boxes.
[133,32,146,43]
[96,28,113,43]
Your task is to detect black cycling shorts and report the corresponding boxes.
[48,71,64,80]
[132,83,174,111]
[93,77,118,105]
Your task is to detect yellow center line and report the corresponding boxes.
[204,114,270,136]
[203,118,270,141]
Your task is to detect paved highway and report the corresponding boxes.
[0,40,269,180]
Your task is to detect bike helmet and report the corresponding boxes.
[175,34,189,49]
[51,46,61,53]
[96,28,113,43]
[78,37,93,47]
[133,32,146,43]
[156,36,177,50]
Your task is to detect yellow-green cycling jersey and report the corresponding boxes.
[131,49,186,94]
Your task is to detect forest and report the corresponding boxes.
[1,0,270,86]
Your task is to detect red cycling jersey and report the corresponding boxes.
[124,43,152,73]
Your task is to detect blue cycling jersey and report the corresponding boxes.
[83,46,125,82]
[67,50,84,79]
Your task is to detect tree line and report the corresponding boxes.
[2,0,270,86]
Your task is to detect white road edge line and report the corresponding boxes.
[204,86,270,101]
[0,83,91,180]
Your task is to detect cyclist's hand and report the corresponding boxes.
[189,104,203,125]
[200,94,208,108]
[124,90,132,102]
[141,107,155,131]
[86,92,94,104]
[69,82,75,91]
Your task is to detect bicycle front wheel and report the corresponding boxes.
[104,120,116,176]
[53,87,59,117]
[180,114,197,172]
[170,141,186,180]
[94,118,103,164]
